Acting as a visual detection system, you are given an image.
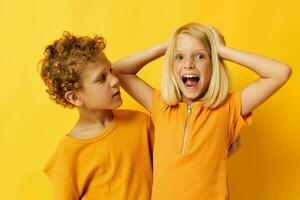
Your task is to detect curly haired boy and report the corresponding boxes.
[40,32,154,200]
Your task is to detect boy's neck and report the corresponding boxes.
[77,108,113,126]
[69,109,114,139]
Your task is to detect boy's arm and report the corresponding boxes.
[228,136,241,157]
[44,168,80,200]
[112,43,167,111]
[209,27,292,117]
[44,155,80,200]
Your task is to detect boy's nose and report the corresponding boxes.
[111,74,120,88]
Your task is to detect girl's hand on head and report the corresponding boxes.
[207,26,227,58]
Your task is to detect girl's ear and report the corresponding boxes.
[64,91,83,107]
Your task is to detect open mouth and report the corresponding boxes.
[182,74,200,88]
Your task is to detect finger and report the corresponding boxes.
[208,26,222,36]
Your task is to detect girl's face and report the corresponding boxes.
[173,33,212,104]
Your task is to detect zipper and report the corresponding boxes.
[181,104,192,154]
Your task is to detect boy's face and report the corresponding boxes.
[77,53,122,110]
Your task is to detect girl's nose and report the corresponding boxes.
[183,58,195,69]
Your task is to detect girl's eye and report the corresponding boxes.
[195,53,205,60]
[175,54,184,61]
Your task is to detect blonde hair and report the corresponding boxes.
[161,23,231,108]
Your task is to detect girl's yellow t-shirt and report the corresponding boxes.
[44,110,154,200]
[150,90,252,200]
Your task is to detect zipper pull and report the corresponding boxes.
[187,104,192,115]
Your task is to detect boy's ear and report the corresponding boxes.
[64,91,83,107]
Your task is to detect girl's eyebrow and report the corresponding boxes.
[175,49,208,53]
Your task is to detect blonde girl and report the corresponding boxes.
[113,23,292,199]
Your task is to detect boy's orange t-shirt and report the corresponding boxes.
[44,110,154,200]
[150,90,252,200]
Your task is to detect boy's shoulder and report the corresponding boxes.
[113,109,152,139]
[43,137,76,176]
[47,137,77,161]
[114,109,150,121]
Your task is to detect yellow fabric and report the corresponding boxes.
[44,110,153,200]
[150,90,252,200]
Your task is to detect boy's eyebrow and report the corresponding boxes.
[92,62,112,82]
[92,68,105,81]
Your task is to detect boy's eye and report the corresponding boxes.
[110,68,114,74]
[98,74,106,82]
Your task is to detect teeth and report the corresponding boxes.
[183,74,198,78]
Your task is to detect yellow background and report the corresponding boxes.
[0,0,299,199]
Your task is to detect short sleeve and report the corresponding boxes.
[44,144,80,200]
[150,89,167,123]
[146,115,155,162]
[228,90,253,145]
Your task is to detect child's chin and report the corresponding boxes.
[182,91,201,99]
[113,99,123,109]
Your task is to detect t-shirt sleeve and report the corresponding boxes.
[228,90,253,145]
[44,143,80,200]
[150,89,167,123]
[146,115,155,162]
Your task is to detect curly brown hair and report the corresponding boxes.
[39,32,106,108]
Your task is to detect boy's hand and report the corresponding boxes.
[228,136,241,157]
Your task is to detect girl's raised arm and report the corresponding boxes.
[112,43,167,111]
[209,27,292,117]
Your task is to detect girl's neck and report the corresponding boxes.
[181,97,202,105]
